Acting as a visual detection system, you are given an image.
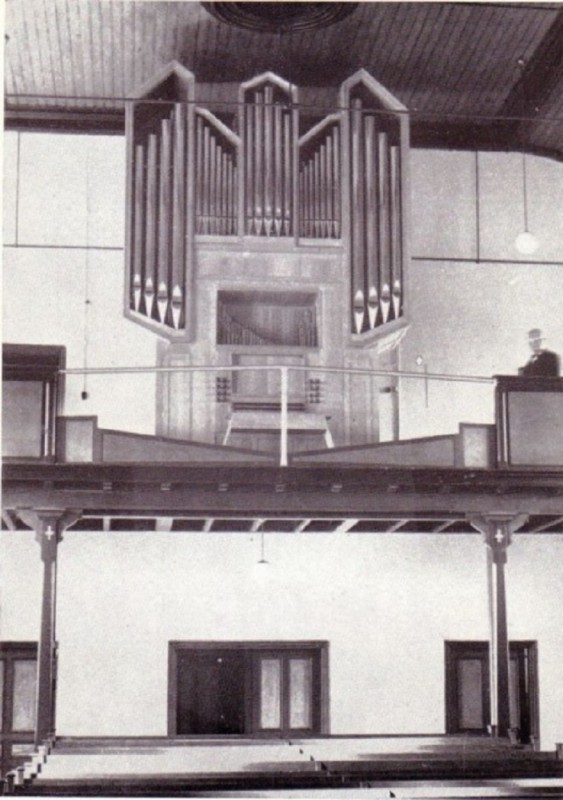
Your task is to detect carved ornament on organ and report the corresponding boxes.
[124,63,409,342]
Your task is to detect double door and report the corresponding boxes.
[255,649,321,735]
[171,642,326,737]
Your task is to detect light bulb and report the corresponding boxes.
[515,231,539,255]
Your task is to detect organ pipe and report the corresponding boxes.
[283,109,292,236]
[171,103,186,296]
[254,91,264,234]
[332,125,341,238]
[132,143,144,312]
[364,114,378,329]
[144,133,158,319]
[274,103,283,235]
[157,117,172,323]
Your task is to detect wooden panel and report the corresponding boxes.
[2,381,44,458]
[507,391,563,467]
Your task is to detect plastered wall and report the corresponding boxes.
[1,531,562,748]
[3,133,158,434]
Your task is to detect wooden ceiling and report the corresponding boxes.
[4,1,563,157]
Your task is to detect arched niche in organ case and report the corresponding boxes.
[124,64,410,344]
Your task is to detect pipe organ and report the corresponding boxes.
[299,115,342,239]
[240,74,297,237]
[125,64,409,343]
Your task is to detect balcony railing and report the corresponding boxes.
[6,359,560,468]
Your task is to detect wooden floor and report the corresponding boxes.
[5,736,563,797]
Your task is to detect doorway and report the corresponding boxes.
[445,641,538,743]
[169,641,328,737]
[0,643,38,777]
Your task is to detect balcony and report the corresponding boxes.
[4,355,562,472]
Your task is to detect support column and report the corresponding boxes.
[16,509,81,745]
[469,512,528,738]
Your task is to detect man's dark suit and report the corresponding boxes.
[519,349,560,377]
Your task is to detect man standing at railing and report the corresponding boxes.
[518,328,560,377]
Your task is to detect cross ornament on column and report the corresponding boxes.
[494,528,504,543]
[44,525,55,541]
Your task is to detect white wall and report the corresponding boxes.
[0,532,563,749]
[2,530,562,749]
[400,149,563,439]
[3,132,158,434]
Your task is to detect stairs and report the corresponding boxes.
[4,736,562,796]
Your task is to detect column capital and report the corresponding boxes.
[468,512,528,563]
[15,508,82,561]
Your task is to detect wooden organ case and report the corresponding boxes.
[124,64,409,448]
[124,63,409,344]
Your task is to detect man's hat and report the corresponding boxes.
[528,328,544,340]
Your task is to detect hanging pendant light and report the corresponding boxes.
[513,58,538,256]
[257,532,269,565]
[515,151,538,255]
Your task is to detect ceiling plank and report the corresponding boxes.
[501,9,563,143]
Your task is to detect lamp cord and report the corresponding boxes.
[522,151,529,232]
[83,143,91,398]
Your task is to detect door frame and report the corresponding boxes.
[444,640,539,742]
[445,641,491,735]
[168,640,329,737]
[0,642,38,777]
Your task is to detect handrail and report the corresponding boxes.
[59,363,495,385]
[60,363,497,467]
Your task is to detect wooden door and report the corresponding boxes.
[509,642,538,744]
[254,649,321,736]
[445,641,538,742]
[175,649,248,735]
[445,642,490,735]
[0,643,38,777]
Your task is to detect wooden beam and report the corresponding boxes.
[4,464,562,518]
[335,519,359,534]
[2,510,16,530]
